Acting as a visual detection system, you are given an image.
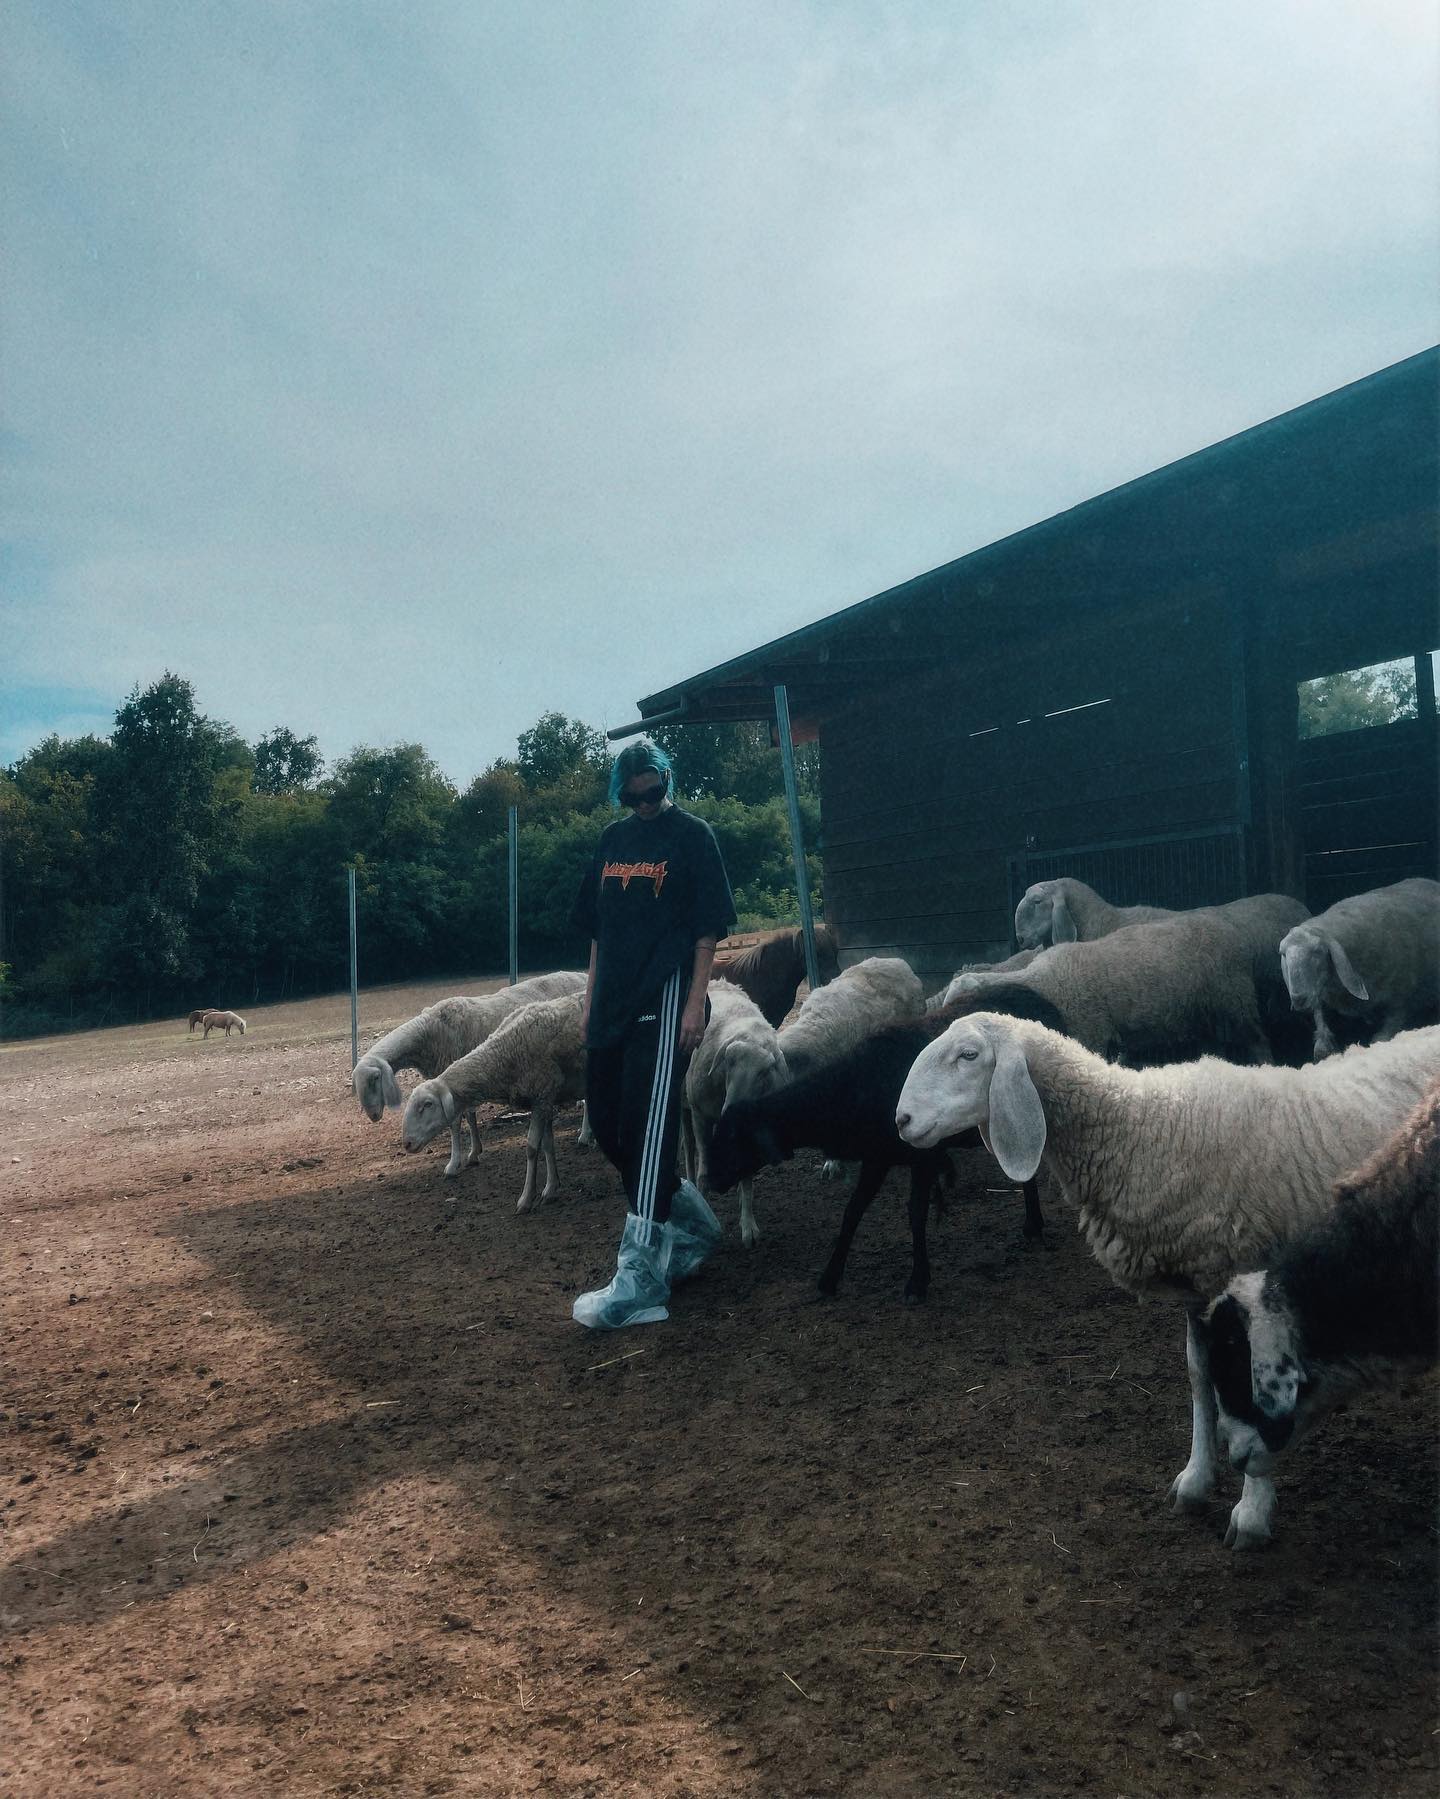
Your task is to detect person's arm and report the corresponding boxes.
[679,934,716,1054]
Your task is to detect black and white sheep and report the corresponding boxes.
[680,980,788,1248]
[351,971,586,1178]
[943,894,1309,1067]
[895,1014,1440,1548]
[1014,877,1177,950]
[1198,1076,1439,1537]
[708,1006,1046,1304]
[400,991,587,1211]
[1279,877,1440,1059]
[777,955,925,1080]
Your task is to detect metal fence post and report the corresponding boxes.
[774,684,821,992]
[508,805,519,986]
[348,864,359,1069]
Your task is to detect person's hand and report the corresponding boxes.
[679,999,707,1056]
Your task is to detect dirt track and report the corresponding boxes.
[2,978,1436,1796]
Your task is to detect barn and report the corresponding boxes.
[618,348,1439,984]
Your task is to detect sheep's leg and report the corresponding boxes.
[1311,1009,1336,1061]
[516,1113,542,1212]
[576,1100,594,1148]
[465,1109,483,1167]
[679,1100,696,1183]
[1020,1176,1045,1240]
[1224,1474,1279,1551]
[1169,1310,1219,1509]
[739,1177,760,1250]
[817,1160,889,1297]
[903,1165,932,1305]
[539,1110,561,1202]
[443,1119,468,1179]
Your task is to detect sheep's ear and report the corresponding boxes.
[986,1036,1047,1181]
[1327,938,1368,1001]
[439,1085,457,1124]
[378,1058,402,1109]
[1050,894,1078,944]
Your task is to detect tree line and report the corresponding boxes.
[0,674,821,1039]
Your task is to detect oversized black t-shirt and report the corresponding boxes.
[572,805,736,1048]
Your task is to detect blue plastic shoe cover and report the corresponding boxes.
[572,1212,672,1329]
[669,1178,722,1282]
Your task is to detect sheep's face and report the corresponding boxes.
[402,1082,454,1152]
[896,1020,993,1149]
[722,1041,787,1110]
[1279,930,1329,1010]
[352,1060,388,1122]
[1014,883,1057,950]
[1200,1275,1309,1475]
[708,1103,789,1193]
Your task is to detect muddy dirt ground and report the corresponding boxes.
[2,977,1436,1797]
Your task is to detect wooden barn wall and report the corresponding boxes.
[817,590,1243,983]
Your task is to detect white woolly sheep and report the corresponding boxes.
[1198,1077,1439,1539]
[1014,877,1177,950]
[943,894,1309,1067]
[778,956,925,1079]
[1279,877,1440,1059]
[400,991,587,1211]
[351,971,586,1178]
[895,1014,1440,1549]
[202,1010,246,1037]
[681,980,788,1248]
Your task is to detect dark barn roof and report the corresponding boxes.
[619,347,1439,735]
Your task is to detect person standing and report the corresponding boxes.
[570,740,735,1328]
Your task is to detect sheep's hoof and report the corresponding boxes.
[515,1195,533,1214]
[740,1224,761,1249]
[816,1272,840,1299]
[1224,1517,1272,1552]
[1022,1219,1045,1242]
[903,1287,928,1306]
[443,1163,462,1180]
[1167,1470,1214,1512]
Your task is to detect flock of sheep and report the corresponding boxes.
[334,872,1438,1554]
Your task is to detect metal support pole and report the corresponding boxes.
[508,805,519,986]
[774,684,821,993]
[348,865,359,1070]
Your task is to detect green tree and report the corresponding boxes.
[651,720,819,806]
[325,744,457,861]
[516,712,609,790]
[252,727,324,794]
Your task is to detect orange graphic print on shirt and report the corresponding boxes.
[602,859,668,896]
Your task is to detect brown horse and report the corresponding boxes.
[712,924,839,1028]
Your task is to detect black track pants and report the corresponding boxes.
[584,969,699,1228]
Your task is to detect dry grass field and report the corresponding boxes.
[2,976,1436,1796]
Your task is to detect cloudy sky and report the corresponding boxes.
[4,0,1436,786]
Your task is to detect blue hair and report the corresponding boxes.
[608,739,675,809]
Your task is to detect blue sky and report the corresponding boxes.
[3,1,1437,785]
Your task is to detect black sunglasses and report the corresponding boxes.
[622,776,668,808]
